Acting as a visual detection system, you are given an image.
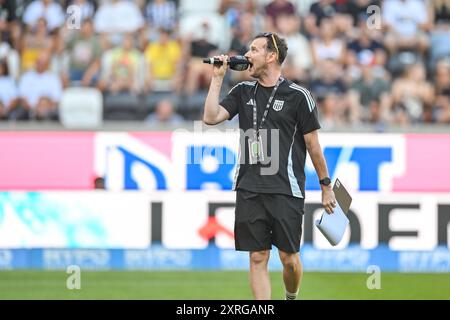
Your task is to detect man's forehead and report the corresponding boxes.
[250,38,267,49]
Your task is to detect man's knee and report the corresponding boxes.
[250,251,270,266]
[37,97,55,109]
[279,252,300,270]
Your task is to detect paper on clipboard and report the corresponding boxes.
[314,179,352,246]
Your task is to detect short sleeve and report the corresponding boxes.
[297,91,321,135]
[219,83,241,120]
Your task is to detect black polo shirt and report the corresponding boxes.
[220,78,321,198]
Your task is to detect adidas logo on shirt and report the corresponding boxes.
[246,98,255,106]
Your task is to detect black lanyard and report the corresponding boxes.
[253,77,283,138]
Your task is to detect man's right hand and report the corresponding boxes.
[212,55,228,78]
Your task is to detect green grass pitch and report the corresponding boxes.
[0,271,449,300]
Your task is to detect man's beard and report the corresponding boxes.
[249,64,268,79]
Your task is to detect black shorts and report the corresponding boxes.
[234,189,305,253]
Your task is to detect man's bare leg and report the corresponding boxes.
[249,250,271,300]
[279,250,302,299]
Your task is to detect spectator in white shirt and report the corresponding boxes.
[94,0,144,46]
[277,14,313,82]
[0,59,18,119]
[23,0,65,32]
[383,0,429,54]
[18,51,62,120]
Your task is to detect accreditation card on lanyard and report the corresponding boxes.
[248,77,283,165]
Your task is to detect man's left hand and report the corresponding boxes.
[322,188,336,214]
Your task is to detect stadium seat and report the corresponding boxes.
[59,87,103,128]
[177,90,207,120]
[103,92,142,120]
[144,92,179,114]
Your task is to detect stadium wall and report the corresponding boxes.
[0,191,449,272]
[1,132,450,192]
[0,132,449,271]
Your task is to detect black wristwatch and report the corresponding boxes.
[319,177,331,186]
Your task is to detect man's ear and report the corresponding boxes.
[266,51,278,64]
[270,51,279,64]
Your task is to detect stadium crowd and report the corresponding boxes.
[0,0,449,128]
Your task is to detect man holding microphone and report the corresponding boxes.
[203,32,336,300]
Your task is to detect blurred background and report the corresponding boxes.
[0,0,449,299]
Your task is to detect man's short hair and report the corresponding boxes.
[253,32,288,65]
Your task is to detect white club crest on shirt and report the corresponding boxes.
[272,99,284,111]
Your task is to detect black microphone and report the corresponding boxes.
[203,55,252,71]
